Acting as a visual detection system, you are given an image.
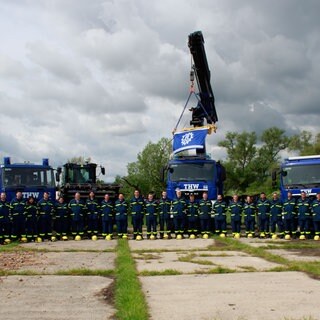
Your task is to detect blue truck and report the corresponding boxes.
[164,31,225,200]
[273,155,320,201]
[0,157,56,201]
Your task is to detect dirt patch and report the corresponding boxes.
[292,248,320,257]
[0,251,44,271]
[95,278,115,305]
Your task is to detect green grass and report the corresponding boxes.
[139,269,182,276]
[55,268,114,276]
[114,239,149,320]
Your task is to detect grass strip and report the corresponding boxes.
[114,239,149,320]
[139,269,182,276]
[217,238,320,279]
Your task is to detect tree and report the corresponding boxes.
[289,131,320,155]
[218,131,257,192]
[218,127,292,194]
[119,137,172,197]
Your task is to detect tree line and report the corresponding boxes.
[115,128,320,197]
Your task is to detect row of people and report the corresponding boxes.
[1,189,320,243]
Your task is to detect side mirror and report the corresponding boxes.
[55,172,60,182]
[101,167,105,175]
[271,170,277,182]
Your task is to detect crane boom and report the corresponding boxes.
[188,31,218,126]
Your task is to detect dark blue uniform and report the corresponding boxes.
[100,199,114,237]
[283,196,297,237]
[171,196,186,237]
[198,198,212,236]
[229,200,243,235]
[243,201,256,236]
[186,199,199,235]
[86,197,100,236]
[158,197,172,238]
[145,198,158,238]
[130,196,144,239]
[297,197,311,238]
[257,198,271,237]
[312,198,320,236]
[25,199,38,240]
[54,200,70,238]
[69,198,86,237]
[270,198,284,236]
[37,198,54,239]
[213,199,227,235]
[0,200,11,243]
[114,198,128,238]
[10,197,26,240]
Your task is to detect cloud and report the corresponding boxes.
[0,0,319,180]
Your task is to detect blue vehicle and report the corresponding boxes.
[164,31,225,200]
[0,157,56,201]
[273,155,320,201]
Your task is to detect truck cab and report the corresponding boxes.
[166,154,225,200]
[0,157,56,201]
[274,155,320,201]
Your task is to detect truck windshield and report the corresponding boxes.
[169,163,214,182]
[282,164,320,186]
[65,167,93,184]
[3,167,55,188]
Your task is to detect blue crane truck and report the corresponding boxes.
[273,155,320,201]
[0,157,56,201]
[164,31,225,200]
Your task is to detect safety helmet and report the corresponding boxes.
[91,235,98,241]
[75,235,81,241]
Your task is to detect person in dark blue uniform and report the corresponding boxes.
[25,196,38,241]
[100,194,114,238]
[297,191,311,239]
[311,192,320,238]
[213,194,227,236]
[257,192,271,238]
[198,192,212,237]
[186,194,199,237]
[130,190,145,239]
[86,191,100,238]
[229,194,243,237]
[0,192,11,244]
[54,196,70,240]
[10,191,27,241]
[283,191,297,238]
[37,192,55,240]
[68,192,86,239]
[171,190,187,238]
[243,195,256,237]
[270,192,284,237]
[158,191,172,239]
[114,193,128,238]
[145,192,158,239]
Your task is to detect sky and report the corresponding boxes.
[0,0,319,181]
